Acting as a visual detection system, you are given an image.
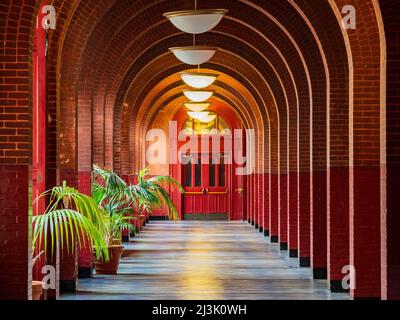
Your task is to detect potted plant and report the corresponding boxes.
[31,181,109,299]
[92,165,135,274]
[126,167,184,222]
[31,251,44,300]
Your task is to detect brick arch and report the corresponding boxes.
[116,53,278,174]
[123,67,270,172]
[327,0,387,299]
[63,0,333,246]
[1,0,397,300]
[132,77,262,173]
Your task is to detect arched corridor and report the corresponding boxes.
[0,0,399,301]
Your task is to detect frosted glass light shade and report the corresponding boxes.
[180,72,218,89]
[188,111,217,123]
[164,9,228,34]
[184,102,211,112]
[183,90,214,102]
[170,46,218,65]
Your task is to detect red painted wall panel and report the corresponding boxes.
[269,174,279,240]
[77,171,92,270]
[351,167,381,299]
[298,172,310,259]
[263,173,270,232]
[311,170,327,270]
[288,172,298,251]
[327,167,349,283]
[279,173,288,244]
[0,165,30,300]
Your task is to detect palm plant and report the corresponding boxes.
[92,165,135,246]
[32,181,109,262]
[126,167,184,221]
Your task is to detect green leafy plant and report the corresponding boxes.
[126,167,184,221]
[92,165,135,246]
[32,181,109,262]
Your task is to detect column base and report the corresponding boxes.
[313,268,327,279]
[280,243,288,251]
[122,235,130,243]
[255,223,259,229]
[78,267,92,279]
[271,235,279,243]
[289,249,298,258]
[60,280,76,293]
[264,230,270,237]
[299,257,311,268]
[259,226,263,233]
[251,220,255,226]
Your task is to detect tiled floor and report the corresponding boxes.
[62,221,350,300]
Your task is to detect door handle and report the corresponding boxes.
[236,188,243,194]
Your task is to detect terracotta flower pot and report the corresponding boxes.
[139,215,146,231]
[32,281,43,300]
[94,245,124,275]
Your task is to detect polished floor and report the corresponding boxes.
[62,221,350,300]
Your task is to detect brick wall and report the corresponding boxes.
[0,165,30,300]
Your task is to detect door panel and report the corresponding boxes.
[182,152,230,220]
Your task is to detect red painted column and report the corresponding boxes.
[288,172,298,257]
[351,167,381,299]
[298,172,311,267]
[32,5,47,292]
[269,173,279,242]
[0,166,30,300]
[263,173,270,236]
[381,1,400,300]
[257,174,264,232]
[279,173,288,250]
[311,170,327,279]
[248,174,253,225]
[77,171,93,278]
[383,164,400,299]
[327,167,349,292]
[254,174,260,229]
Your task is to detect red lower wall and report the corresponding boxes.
[351,166,381,299]
[0,165,30,300]
[327,167,349,289]
[288,172,298,252]
[311,170,327,272]
[298,172,311,264]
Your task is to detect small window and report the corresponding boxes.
[219,155,225,187]
[195,160,202,187]
[209,163,216,187]
[185,163,192,187]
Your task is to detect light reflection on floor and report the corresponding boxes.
[61,221,350,300]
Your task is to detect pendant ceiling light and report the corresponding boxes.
[164,9,228,34]
[180,72,218,89]
[188,111,217,123]
[170,46,218,65]
[183,90,214,102]
[184,102,211,112]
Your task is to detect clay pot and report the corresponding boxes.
[94,245,124,275]
[32,281,43,300]
[139,215,146,231]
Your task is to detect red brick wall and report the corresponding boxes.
[0,165,30,300]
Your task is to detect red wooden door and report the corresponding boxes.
[182,152,230,220]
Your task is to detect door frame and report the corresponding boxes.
[169,102,246,221]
